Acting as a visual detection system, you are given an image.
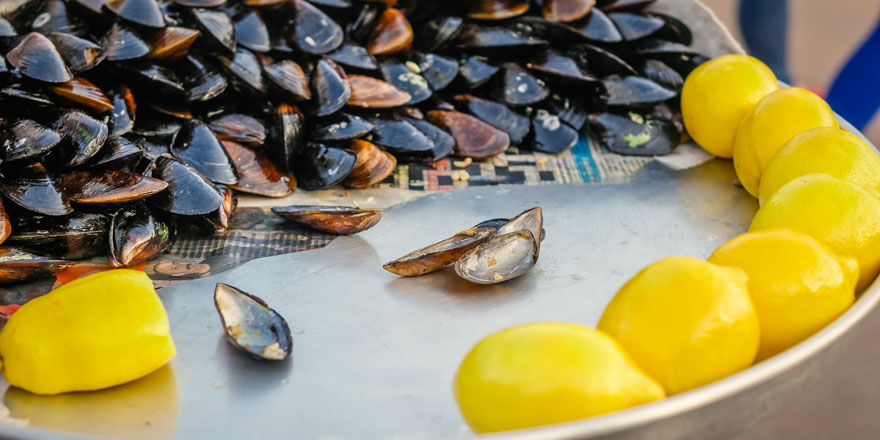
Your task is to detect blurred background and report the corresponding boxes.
[700,1,880,438]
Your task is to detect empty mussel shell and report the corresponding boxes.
[496,206,544,254]
[271,205,381,235]
[454,229,538,284]
[0,246,73,285]
[222,140,296,198]
[214,283,292,361]
[383,226,498,277]
[59,170,168,204]
[109,202,174,267]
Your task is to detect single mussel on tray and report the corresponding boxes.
[214,283,292,361]
[385,207,544,284]
[0,0,705,285]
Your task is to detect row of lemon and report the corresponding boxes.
[453,54,880,433]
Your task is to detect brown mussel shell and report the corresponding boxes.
[543,0,595,22]
[47,77,114,114]
[426,110,509,159]
[109,201,174,268]
[0,246,73,285]
[344,139,396,188]
[469,0,530,21]
[271,205,381,235]
[347,74,411,109]
[209,114,266,148]
[59,170,168,204]
[0,199,9,246]
[366,8,413,55]
[148,26,201,62]
[383,226,498,277]
[222,140,296,198]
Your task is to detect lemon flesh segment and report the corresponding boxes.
[758,127,880,204]
[597,256,760,395]
[709,230,858,360]
[454,322,665,433]
[681,54,778,158]
[0,269,176,395]
[733,87,838,197]
[751,173,880,291]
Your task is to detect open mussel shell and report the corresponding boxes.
[47,32,105,74]
[291,0,343,55]
[109,202,174,267]
[469,0,530,20]
[7,212,110,259]
[366,8,413,55]
[496,206,544,254]
[427,110,510,159]
[209,114,265,148]
[104,0,166,28]
[312,113,374,143]
[59,170,168,204]
[48,77,114,114]
[347,74,411,109]
[150,154,224,216]
[344,139,395,189]
[383,226,498,277]
[0,119,62,162]
[214,283,292,361]
[0,162,72,216]
[0,246,73,285]
[310,57,350,117]
[588,111,679,156]
[222,140,296,198]
[171,120,238,185]
[271,205,381,235]
[292,144,356,190]
[6,32,72,83]
[454,229,538,284]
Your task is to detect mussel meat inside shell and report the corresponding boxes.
[214,283,292,361]
[383,225,498,277]
[271,205,381,235]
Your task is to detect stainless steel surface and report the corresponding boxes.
[0,127,877,440]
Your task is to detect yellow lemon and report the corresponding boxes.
[681,54,778,158]
[454,322,665,433]
[751,173,880,291]
[597,256,759,394]
[733,87,838,197]
[0,269,176,395]
[709,230,858,360]
[758,127,880,204]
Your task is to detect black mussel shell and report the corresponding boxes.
[293,144,356,190]
[608,12,665,41]
[105,0,166,28]
[634,39,701,59]
[639,59,684,92]
[455,25,548,56]
[365,7,413,55]
[588,111,679,156]
[542,92,589,130]
[578,8,622,42]
[0,246,73,284]
[132,116,182,140]
[0,18,16,39]
[209,113,266,148]
[508,16,590,44]
[309,0,351,7]
[233,10,270,53]
[648,103,685,138]
[59,170,167,204]
[264,60,310,102]
[650,13,692,45]
[192,7,236,55]
[529,109,579,153]
[45,110,109,169]
[222,140,296,198]
[177,54,229,102]
[312,113,374,143]
[271,205,381,234]
[139,137,170,160]
[457,55,499,89]
[218,47,266,95]
[101,23,150,62]
[427,110,510,159]
[0,82,56,116]
[469,0,530,21]
[31,0,86,35]
[663,53,709,79]
[120,62,186,97]
[368,117,434,153]
[0,119,62,162]
[0,162,72,216]
[47,32,104,74]
[328,40,378,71]
[543,0,594,22]
[398,118,455,163]
[492,62,549,107]
[151,154,224,215]
[416,16,464,52]
[599,0,657,11]
[6,32,72,83]
[266,103,306,173]
[214,283,292,361]
[414,52,458,91]
[310,57,350,117]
[453,94,530,145]
[568,43,639,76]
[107,84,137,136]
[346,2,384,44]
[89,135,144,169]
[291,0,343,55]
[109,201,174,267]
[602,75,677,107]
[526,49,600,85]
[171,120,238,185]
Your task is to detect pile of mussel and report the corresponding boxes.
[0,0,704,284]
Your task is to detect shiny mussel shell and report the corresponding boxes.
[543,0,595,22]
[192,7,236,55]
[383,226,498,277]
[101,22,150,61]
[292,144,356,190]
[312,113,374,143]
[6,32,72,83]
[469,0,530,20]
[109,202,174,267]
[264,60,310,102]
[588,111,679,156]
[0,162,72,216]
[427,110,510,158]
[347,74,411,109]
[106,84,137,136]
[368,117,434,154]
[177,54,229,102]
[104,0,165,28]
[366,8,413,55]
[0,119,62,162]
[47,32,105,74]
[453,94,530,145]
[395,118,456,163]
[150,154,224,216]
[214,283,292,360]
[291,0,343,55]
[148,26,201,62]
[209,113,266,148]
[271,205,381,235]
[45,110,109,169]
[310,57,351,117]
[171,120,238,185]
[266,103,306,173]
[59,170,168,204]
[48,77,114,114]
[222,140,296,198]
[344,139,395,188]
[455,229,538,284]
[379,60,431,105]
[7,212,110,259]
[0,246,73,285]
